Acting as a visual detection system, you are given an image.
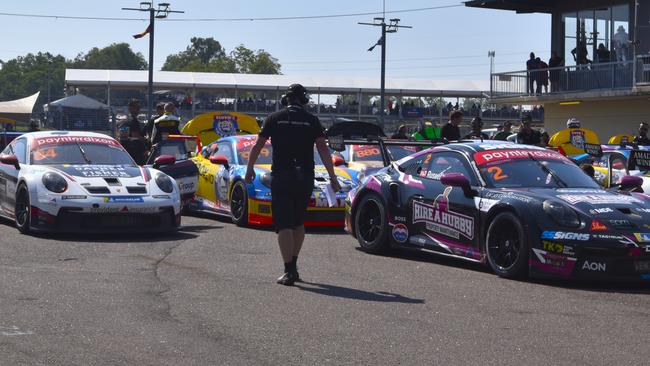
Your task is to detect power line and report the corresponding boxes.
[0,4,462,23]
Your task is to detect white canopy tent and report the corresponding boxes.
[0,91,40,122]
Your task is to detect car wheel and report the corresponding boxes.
[15,185,31,234]
[354,193,388,253]
[230,181,249,226]
[485,212,528,278]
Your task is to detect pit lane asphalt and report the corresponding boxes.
[1,213,649,366]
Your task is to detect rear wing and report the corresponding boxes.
[328,135,444,167]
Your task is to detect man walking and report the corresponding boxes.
[526,52,538,95]
[245,84,341,286]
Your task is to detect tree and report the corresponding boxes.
[0,52,67,109]
[71,43,147,70]
[162,38,281,74]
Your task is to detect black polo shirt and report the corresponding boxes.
[259,105,325,175]
[517,129,542,145]
[440,122,461,141]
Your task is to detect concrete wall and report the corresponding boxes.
[543,97,650,139]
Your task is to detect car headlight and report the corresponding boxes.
[543,200,580,228]
[42,172,67,193]
[155,174,175,193]
[260,172,272,188]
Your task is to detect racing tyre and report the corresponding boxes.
[354,193,389,254]
[485,212,528,279]
[230,181,249,227]
[15,185,31,234]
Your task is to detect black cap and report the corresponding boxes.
[521,114,533,123]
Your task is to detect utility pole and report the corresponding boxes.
[122,2,183,120]
[488,51,495,97]
[360,11,411,127]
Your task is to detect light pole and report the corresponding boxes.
[360,17,411,127]
[122,2,183,120]
[488,51,495,97]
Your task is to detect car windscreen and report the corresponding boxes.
[31,143,135,165]
[474,149,600,189]
[237,142,273,165]
[154,140,190,161]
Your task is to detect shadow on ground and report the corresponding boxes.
[295,281,425,304]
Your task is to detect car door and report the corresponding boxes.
[195,143,219,208]
[0,138,25,215]
[213,141,235,210]
[406,151,480,259]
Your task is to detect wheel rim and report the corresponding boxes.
[357,199,383,243]
[16,191,29,227]
[231,185,245,220]
[488,220,521,270]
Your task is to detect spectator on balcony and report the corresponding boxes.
[536,57,549,93]
[548,51,564,93]
[596,43,611,63]
[571,43,591,66]
[516,115,542,146]
[493,121,513,141]
[633,122,650,146]
[526,52,539,94]
[441,110,463,141]
[613,25,629,61]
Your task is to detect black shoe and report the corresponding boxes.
[276,271,299,286]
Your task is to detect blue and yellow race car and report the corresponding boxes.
[188,135,358,227]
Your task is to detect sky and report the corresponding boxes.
[0,0,551,83]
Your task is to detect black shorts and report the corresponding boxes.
[271,170,314,231]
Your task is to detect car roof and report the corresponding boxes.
[21,130,116,141]
[419,140,550,156]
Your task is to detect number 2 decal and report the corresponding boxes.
[487,166,508,181]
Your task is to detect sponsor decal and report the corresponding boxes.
[592,234,625,241]
[33,135,120,148]
[412,187,474,240]
[636,207,650,213]
[557,194,641,205]
[90,206,158,214]
[72,165,131,178]
[590,220,608,231]
[541,240,575,256]
[103,196,144,203]
[646,246,650,253]
[484,191,531,204]
[213,114,238,137]
[532,248,577,268]
[473,149,567,165]
[589,207,614,214]
[62,195,87,200]
[478,144,542,151]
[541,231,590,241]
[474,197,499,213]
[641,274,650,279]
[582,261,606,272]
[569,129,586,149]
[633,233,650,243]
[392,216,407,223]
[609,219,632,228]
[392,224,409,243]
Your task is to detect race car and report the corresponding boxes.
[571,144,650,191]
[0,131,181,233]
[145,135,200,206]
[346,141,650,281]
[188,135,357,227]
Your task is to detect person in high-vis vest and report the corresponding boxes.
[150,102,181,145]
[411,121,440,140]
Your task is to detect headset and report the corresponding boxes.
[281,83,309,106]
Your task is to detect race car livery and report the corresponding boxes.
[571,144,650,191]
[188,135,358,227]
[0,131,181,233]
[145,135,200,206]
[346,141,650,281]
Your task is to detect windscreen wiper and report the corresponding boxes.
[527,152,567,188]
[75,142,92,164]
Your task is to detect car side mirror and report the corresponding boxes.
[332,155,346,167]
[153,154,176,169]
[441,173,475,197]
[619,175,644,192]
[210,154,230,169]
[0,154,20,170]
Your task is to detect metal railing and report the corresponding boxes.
[491,60,635,97]
[636,54,650,85]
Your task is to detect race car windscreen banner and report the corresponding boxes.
[629,150,650,171]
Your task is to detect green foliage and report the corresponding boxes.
[0,52,67,108]
[71,43,147,70]
[162,38,281,74]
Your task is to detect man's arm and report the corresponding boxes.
[315,137,341,192]
[245,136,268,183]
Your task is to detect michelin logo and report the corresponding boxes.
[541,231,590,241]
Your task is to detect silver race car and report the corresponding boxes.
[0,131,181,234]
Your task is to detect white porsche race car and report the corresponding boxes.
[0,131,181,233]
